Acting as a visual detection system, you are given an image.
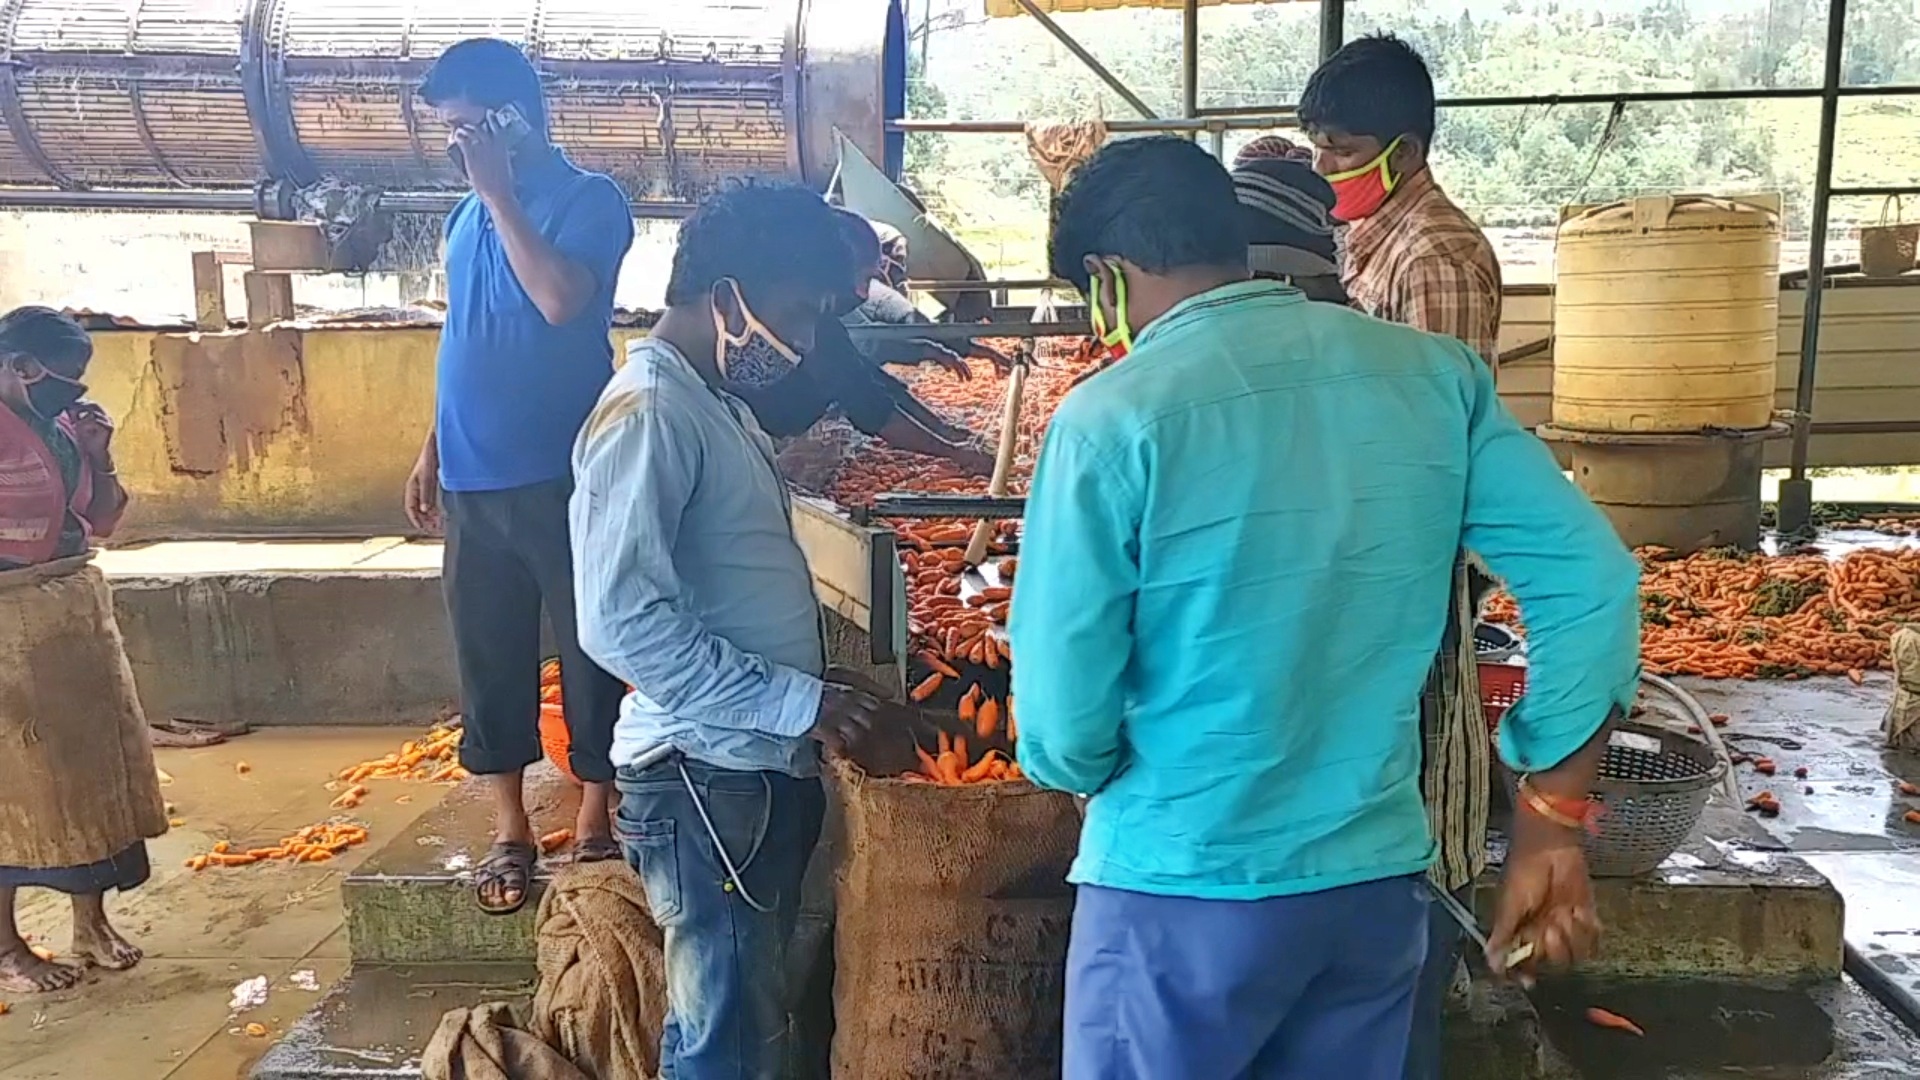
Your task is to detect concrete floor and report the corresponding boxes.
[0,729,453,1080]
[1679,675,1920,1001]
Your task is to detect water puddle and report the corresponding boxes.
[1533,978,1836,1077]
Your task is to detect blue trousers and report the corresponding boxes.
[1064,875,1429,1080]
[615,759,825,1080]
[1405,885,1470,1080]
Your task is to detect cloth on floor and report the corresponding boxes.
[530,859,667,1080]
[1885,625,1920,751]
[421,1002,588,1080]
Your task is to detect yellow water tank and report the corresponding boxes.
[1553,194,1781,433]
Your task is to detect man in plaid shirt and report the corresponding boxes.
[1302,33,1505,1080]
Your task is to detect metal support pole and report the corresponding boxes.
[1319,0,1346,62]
[1014,0,1160,119]
[891,113,1292,135]
[1182,0,1200,122]
[1778,0,1848,534]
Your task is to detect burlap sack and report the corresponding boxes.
[1885,625,1920,751]
[0,555,167,869]
[422,1002,588,1080]
[529,860,667,1080]
[828,756,1080,1079]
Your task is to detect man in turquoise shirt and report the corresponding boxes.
[1010,137,1640,1078]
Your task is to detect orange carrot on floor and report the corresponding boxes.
[1585,1007,1645,1036]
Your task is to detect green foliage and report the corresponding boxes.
[907,0,1920,275]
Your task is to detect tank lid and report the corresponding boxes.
[1559,193,1781,237]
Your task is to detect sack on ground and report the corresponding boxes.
[829,755,1079,1079]
[1885,625,1920,751]
[422,1002,588,1080]
[530,860,668,1080]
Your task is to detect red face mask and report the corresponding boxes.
[1324,136,1404,223]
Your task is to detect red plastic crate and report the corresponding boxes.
[1479,662,1526,731]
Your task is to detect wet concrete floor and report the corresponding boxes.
[1677,675,1920,1003]
[0,728,454,1080]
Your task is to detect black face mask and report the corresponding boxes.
[25,370,85,419]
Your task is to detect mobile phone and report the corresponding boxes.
[448,102,534,175]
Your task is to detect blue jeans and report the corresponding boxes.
[615,758,825,1080]
[1404,884,1470,1080]
[1064,875,1428,1080]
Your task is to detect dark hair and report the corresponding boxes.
[419,38,548,137]
[1047,137,1246,289]
[1299,34,1436,147]
[665,180,855,307]
[0,305,92,378]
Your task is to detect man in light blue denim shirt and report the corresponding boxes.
[1012,138,1640,1079]
[569,182,886,1080]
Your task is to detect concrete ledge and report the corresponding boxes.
[1476,804,1847,984]
[342,767,578,965]
[111,567,459,728]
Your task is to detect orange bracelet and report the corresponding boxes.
[1517,775,1598,832]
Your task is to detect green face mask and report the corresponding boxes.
[1086,261,1134,359]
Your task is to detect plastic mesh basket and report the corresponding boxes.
[1582,720,1724,877]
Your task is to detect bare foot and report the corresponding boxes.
[0,943,82,993]
[71,921,142,971]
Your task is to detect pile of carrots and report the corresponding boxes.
[906,729,1026,786]
[185,821,369,870]
[1481,545,1920,680]
[819,337,1106,786]
[331,722,469,794]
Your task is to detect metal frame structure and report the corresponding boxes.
[881,0,1920,532]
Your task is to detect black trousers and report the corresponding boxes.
[442,478,623,784]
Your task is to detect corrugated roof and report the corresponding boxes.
[985,0,1297,19]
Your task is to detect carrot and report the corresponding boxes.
[538,829,574,854]
[961,751,1001,783]
[210,852,258,867]
[980,586,1012,602]
[919,651,962,679]
[1848,668,1866,685]
[1905,810,1920,825]
[937,729,951,756]
[959,691,978,725]
[1752,757,1777,776]
[1898,780,1920,796]
[916,746,940,776]
[936,750,963,785]
[977,698,1001,739]
[954,735,969,764]
[1708,713,1731,727]
[1585,1006,1644,1036]
[910,672,944,702]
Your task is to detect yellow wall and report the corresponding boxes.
[87,282,1920,540]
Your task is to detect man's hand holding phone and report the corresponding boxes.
[448,104,531,207]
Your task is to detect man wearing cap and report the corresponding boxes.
[1230,147,1349,305]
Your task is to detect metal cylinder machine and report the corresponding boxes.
[0,0,907,213]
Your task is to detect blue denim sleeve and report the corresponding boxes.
[1008,416,1139,795]
[1453,346,1641,772]
[569,380,823,738]
[553,175,636,292]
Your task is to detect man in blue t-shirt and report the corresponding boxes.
[402,38,635,915]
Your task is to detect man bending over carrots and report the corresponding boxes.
[1008,136,1641,1079]
[568,181,892,1079]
